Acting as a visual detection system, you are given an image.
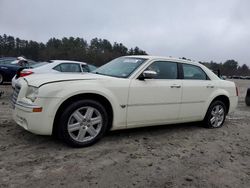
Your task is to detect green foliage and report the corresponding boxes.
[201,59,250,76]
[0,34,147,66]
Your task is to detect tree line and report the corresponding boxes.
[181,58,249,76]
[0,34,249,75]
[200,60,250,76]
[0,34,147,67]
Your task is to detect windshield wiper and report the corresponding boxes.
[92,71,123,78]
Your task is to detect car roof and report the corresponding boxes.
[125,55,201,66]
[51,60,87,65]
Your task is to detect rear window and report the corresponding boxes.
[53,63,81,72]
[183,64,207,80]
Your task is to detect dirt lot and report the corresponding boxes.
[0,80,250,188]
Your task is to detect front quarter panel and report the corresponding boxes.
[38,79,131,130]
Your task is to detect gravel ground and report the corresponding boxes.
[0,80,249,188]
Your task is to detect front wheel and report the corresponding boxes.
[58,99,108,147]
[204,101,226,128]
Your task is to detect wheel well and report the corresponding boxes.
[211,95,230,114]
[53,93,113,136]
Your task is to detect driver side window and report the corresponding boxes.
[146,61,178,79]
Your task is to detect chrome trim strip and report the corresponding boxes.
[128,101,205,107]
[128,102,179,107]
[15,101,41,109]
[181,101,205,104]
[38,79,97,87]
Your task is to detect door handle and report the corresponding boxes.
[206,85,214,88]
[171,84,181,88]
[0,67,8,69]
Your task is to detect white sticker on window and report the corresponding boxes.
[123,59,139,63]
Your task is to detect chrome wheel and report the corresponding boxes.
[67,106,103,143]
[210,104,225,128]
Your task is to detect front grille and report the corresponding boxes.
[11,84,21,105]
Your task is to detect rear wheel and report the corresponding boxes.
[58,99,108,147]
[204,101,226,128]
[246,88,250,106]
[0,73,3,84]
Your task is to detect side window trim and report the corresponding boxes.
[137,60,180,80]
[53,64,62,72]
[177,63,183,79]
[81,64,90,72]
[180,63,210,80]
[58,63,81,72]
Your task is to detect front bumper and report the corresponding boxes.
[12,99,56,135]
[13,100,42,112]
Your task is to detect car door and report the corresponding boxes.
[180,63,216,121]
[127,61,182,127]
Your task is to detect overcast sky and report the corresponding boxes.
[0,0,249,65]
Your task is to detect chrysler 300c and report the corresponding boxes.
[12,56,238,147]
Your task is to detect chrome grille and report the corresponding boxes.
[11,84,21,105]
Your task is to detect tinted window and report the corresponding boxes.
[183,64,207,80]
[88,64,97,71]
[53,65,61,71]
[53,63,81,72]
[81,64,89,72]
[146,61,178,79]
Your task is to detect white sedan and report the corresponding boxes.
[12,56,238,147]
[11,60,96,88]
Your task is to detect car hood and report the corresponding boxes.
[23,73,109,87]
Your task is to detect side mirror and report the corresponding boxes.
[139,70,157,80]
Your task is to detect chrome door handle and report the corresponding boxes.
[0,66,8,69]
[171,85,181,88]
[206,85,214,88]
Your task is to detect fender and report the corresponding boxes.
[202,88,230,119]
[38,80,129,129]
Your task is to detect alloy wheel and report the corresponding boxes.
[67,106,103,143]
[210,104,225,128]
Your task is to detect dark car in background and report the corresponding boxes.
[0,57,37,84]
[0,57,16,63]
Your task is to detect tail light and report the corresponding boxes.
[236,86,239,96]
[20,70,34,77]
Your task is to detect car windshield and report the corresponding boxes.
[92,57,147,78]
[88,64,97,71]
[0,58,16,64]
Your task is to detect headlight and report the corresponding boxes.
[26,86,39,102]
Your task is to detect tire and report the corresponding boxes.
[245,88,250,106]
[203,101,226,128]
[58,99,108,147]
[0,73,3,85]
